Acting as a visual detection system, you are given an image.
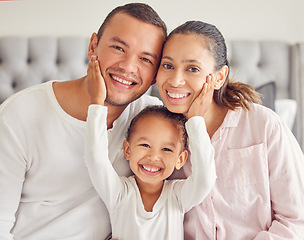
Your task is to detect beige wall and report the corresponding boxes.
[0,0,303,43]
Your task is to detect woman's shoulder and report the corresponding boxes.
[226,103,282,135]
[240,103,280,122]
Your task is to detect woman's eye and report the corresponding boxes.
[161,63,173,70]
[188,67,199,72]
[162,148,173,152]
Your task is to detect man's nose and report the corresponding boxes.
[119,54,138,73]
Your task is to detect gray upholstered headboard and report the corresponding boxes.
[0,37,303,150]
[0,37,89,102]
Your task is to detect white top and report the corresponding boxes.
[181,104,304,239]
[0,81,162,240]
[85,105,216,240]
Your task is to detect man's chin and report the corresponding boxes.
[105,98,129,107]
[105,97,137,107]
[105,92,147,107]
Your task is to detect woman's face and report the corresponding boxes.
[156,33,216,114]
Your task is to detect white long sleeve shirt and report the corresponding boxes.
[0,81,162,240]
[179,104,304,240]
[84,105,216,240]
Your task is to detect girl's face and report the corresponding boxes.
[156,33,216,114]
[123,115,187,187]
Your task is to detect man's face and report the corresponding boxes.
[90,13,165,107]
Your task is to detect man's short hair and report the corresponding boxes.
[97,3,167,42]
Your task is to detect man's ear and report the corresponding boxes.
[122,140,131,161]
[88,32,98,59]
[214,65,229,90]
[175,150,188,170]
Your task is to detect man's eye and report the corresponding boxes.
[162,148,173,152]
[112,45,124,52]
[141,57,153,64]
[161,63,173,69]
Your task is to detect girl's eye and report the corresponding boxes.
[140,143,150,148]
[162,148,173,152]
[188,67,200,72]
[161,63,173,70]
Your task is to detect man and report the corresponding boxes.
[0,3,166,239]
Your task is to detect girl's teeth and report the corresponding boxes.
[167,92,188,99]
[142,165,161,172]
[112,76,133,85]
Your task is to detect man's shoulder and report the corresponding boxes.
[0,81,53,114]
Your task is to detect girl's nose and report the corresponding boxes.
[147,149,161,161]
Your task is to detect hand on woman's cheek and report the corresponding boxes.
[186,74,215,119]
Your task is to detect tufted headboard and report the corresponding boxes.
[0,37,303,150]
[0,37,89,102]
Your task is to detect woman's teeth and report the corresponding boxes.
[112,75,133,85]
[167,92,188,99]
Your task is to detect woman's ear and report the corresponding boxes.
[175,150,188,170]
[122,139,131,161]
[214,65,229,90]
[88,32,98,59]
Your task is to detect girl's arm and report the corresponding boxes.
[177,116,216,213]
[85,105,125,211]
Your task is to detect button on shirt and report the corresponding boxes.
[181,104,304,239]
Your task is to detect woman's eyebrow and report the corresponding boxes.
[162,56,202,65]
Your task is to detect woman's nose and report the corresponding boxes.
[167,71,185,87]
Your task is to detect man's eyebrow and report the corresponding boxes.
[110,37,129,48]
[143,51,157,60]
[111,37,157,60]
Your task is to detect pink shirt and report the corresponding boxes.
[177,104,304,239]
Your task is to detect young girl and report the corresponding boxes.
[156,21,304,239]
[84,86,216,239]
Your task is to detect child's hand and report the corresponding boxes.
[186,74,215,119]
[87,55,106,105]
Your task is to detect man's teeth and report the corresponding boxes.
[142,165,161,172]
[167,92,188,99]
[112,75,133,85]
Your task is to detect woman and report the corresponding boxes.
[156,21,304,239]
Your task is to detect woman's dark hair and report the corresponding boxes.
[126,105,188,151]
[97,3,167,43]
[168,21,261,110]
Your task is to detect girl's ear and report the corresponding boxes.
[175,150,188,170]
[88,33,98,59]
[122,140,131,161]
[214,65,229,90]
